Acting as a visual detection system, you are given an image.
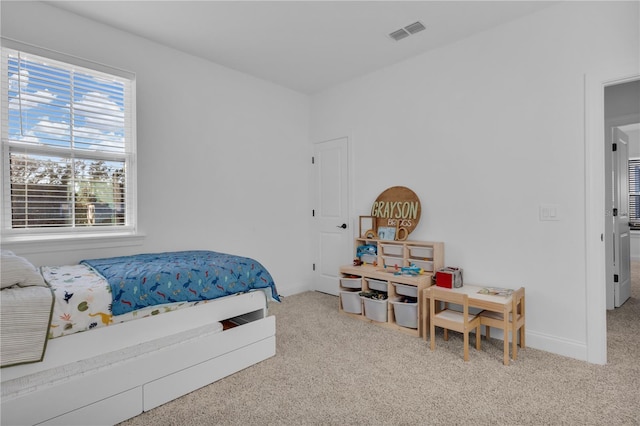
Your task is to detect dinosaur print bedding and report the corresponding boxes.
[42,264,209,339]
[41,250,279,339]
[81,250,280,316]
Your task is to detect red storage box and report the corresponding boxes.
[435,267,463,288]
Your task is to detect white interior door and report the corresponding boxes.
[612,127,631,307]
[312,137,351,296]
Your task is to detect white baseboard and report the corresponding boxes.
[524,330,588,362]
[479,327,589,363]
[278,282,313,297]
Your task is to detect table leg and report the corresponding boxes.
[512,321,518,360]
[430,297,436,351]
[503,308,510,366]
[422,293,429,342]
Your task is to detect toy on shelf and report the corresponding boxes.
[381,263,423,276]
[356,244,378,266]
[354,258,378,266]
[393,265,424,276]
[356,244,377,258]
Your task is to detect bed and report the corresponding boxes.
[0,250,279,426]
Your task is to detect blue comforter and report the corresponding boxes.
[81,250,280,316]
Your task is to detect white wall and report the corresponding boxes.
[628,129,640,158]
[0,1,312,296]
[310,1,639,360]
[2,1,639,362]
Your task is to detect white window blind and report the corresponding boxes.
[1,43,136,236]
[630,158,640,229]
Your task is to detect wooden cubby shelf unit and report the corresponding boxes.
[338,239,444,338]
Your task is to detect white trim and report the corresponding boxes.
[526,330,588,362]
[0,37,135,80]
[1,39,138,240]
[585,67,640,365]
[2,232,145,255]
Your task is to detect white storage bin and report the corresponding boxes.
[393,283,418,298]
[408,246,433,259]
[390,297,418,329]
[366,278,388,292]
[362,297,388,322]
[340,290,362,314]
[382,255,404,268]
[410,259,434,272]
[380,244,403,256]
[361,254,377,264]
[340,277,361,289]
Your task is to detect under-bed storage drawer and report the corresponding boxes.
[2,315,274,426]
[144,315,276,410]
[1,366,145,426]
[38,387,142,426]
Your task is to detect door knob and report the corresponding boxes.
[337,223,347,229]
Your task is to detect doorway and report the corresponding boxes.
[585,68,639,365]
[604,81,640,309]
[312,137,352,296]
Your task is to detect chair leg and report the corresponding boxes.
[444,329,449,341]
[503,334,509,366]
[512,329,518,360]
[485,325,491,340]
[475,325,481,350]
[430,323,436,351]
[463,332,469,361]
[512,324,525,360]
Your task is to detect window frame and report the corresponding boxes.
[630,157,640,230]
[1,38,138,243]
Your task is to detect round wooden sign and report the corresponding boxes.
[370,186,421,239]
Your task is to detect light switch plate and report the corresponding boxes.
[539,204,560,221]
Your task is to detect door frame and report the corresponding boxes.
[311,135,354,294]
[585,66,640,364]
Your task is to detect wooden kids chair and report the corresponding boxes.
[479,287,525,361]
[429,288,481,361]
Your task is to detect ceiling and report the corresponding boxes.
[46,1,557,94]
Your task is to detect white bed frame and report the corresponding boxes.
[1,291,276,426]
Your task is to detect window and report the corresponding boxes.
[630,158,640,230]
[1,42,136,239]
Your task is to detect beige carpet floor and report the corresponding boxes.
[119,263,640,425]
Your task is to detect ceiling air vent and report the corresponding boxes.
[389,28,410,42]
[405,21,426,35]
[388,21,426,41]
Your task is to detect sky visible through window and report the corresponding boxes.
[8,53,126,154]
[5,51,129,228]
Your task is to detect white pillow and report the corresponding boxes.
[1,252,46,289]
